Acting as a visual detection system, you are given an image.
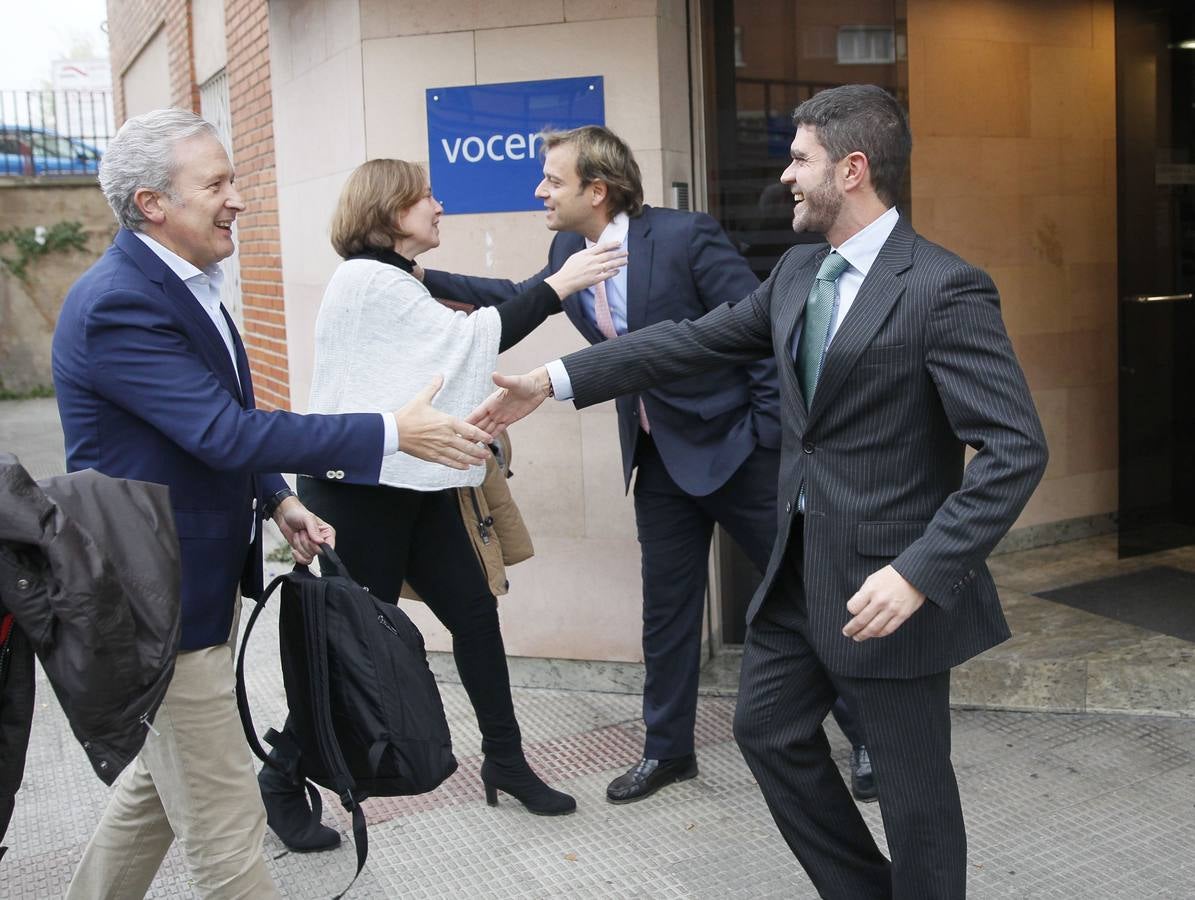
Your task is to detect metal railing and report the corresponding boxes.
[0,90,114,177]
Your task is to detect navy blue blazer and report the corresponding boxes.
[425,206,780,497]
[52,229,383,650]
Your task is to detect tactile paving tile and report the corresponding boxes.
[5,638,1195,899]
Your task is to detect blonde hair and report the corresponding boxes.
[330,159,427,258]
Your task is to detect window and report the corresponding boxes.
[836,27,896,65]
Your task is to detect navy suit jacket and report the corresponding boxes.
[425,206,780,497]
[52,229,383,649]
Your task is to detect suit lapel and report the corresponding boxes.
[552,233,605,344]
[776,245,827,420]
[625,211,653,333]
[115,230,245,403]
[224,306,251,407]
[806,220,915,430]
[563,293,605,344]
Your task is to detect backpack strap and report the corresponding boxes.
[305,548,368,894]
[367,739,391,779]
[314,542,349,577]
[235,571,290,770]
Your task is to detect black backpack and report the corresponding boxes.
[236,545,457,896]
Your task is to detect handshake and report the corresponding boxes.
[398,368,550,469]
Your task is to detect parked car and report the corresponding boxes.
[0,126,102,176]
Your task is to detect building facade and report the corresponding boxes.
[102,0,1193,668]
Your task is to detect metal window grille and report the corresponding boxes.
[671,181,691,211]
[0,90,114,176]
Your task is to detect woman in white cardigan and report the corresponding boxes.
[259,159,625,849]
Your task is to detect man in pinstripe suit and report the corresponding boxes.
[468,84,1048,898]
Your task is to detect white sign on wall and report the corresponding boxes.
[52,59,112,91]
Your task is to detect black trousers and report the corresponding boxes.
[633,436,779,758]
[296,477,521,758]
[732,542,966,900]
[633,437,864,758]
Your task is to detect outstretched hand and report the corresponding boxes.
[842,564,926,641]
[465,368,553,435]
[393,376,492,470]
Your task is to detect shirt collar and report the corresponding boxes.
[133,231,224,293]
[832,206,899,279]
[585,212,630,249]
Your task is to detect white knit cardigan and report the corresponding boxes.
[307,258,500,490]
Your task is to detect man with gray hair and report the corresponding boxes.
[52,108,490,897]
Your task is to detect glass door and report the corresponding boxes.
[698,0,909,641]
[1116,1,1195,557]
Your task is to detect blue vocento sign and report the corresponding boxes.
[426,76,605,215]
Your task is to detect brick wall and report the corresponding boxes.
[105,0,290,409]
[106,0,196,121]
[225,0,289,408]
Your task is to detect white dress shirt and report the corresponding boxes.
[134,231,238,379]
[788,206,900,359]
[133,232,398,455]
[582,212,630,333]
[546,212,630,400]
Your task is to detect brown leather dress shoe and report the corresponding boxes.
[606,754,698,804]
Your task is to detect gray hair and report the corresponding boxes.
[99,108,219,231]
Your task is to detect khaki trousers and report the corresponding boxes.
[65,601,279,899]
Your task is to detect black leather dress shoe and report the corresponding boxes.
[850,745,878,803]
[606,754,698,804]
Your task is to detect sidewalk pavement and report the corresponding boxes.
[1,397,1193,898]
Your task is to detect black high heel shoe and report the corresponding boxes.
[258,764,341,852]
[480,756,577,816]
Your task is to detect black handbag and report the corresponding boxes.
[236,545,457,896]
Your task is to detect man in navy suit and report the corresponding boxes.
[423,126,871,805]
[52,108,490,898]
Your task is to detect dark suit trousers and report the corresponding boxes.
[633,435,778,759]
[297,477,521,759]
[732,531,966,900]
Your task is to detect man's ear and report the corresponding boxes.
[134,187,168,225]
[589,179,608,210]
[841,151,870,192]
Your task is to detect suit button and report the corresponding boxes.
[335,470,345,479]
[326,470,336,479]
[785,501,792,514]
[802,442,814,454]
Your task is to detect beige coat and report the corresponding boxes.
[401,432,533,600]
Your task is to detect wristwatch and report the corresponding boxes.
[262,487,297,520]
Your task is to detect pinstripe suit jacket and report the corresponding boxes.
[562,216,1048,678]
